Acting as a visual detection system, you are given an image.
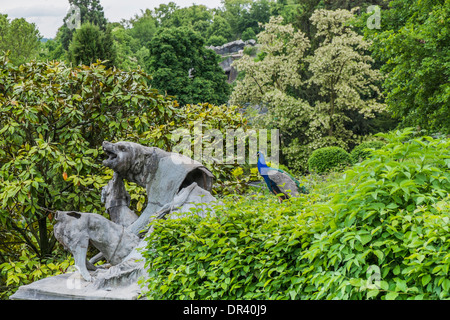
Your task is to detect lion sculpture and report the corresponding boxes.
[54,141,217,282]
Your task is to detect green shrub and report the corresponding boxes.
[0,55,175,263]
[241,27,256,41]
[207,35,227,47]
[140,193,322,300]
[0,249,73,299]
[305,128,450,300]
[140,128,450,300]
[308,146,351,173]
[350,140,384,163]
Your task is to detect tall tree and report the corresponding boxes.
[230,16,313,171]
[148,27,230,106]
[0,14,41,65]
[306,9,385,143]
[207,15,233,44]
[291,0,389,50]
[171,4,213,29]
[111,24,148,71]
[128,9,158,48]
[68,22,117,67]
[220,0,275,39]
[151,4,214,39]
[152,2,180,28]
[59,0,108,50]
[230,12,385,172]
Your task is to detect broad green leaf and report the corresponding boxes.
[385,292,399,300]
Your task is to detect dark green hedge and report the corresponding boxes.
[307,146,351,173]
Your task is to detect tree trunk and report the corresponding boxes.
[38,216,50,257]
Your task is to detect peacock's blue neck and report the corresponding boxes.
[257,153,269,177]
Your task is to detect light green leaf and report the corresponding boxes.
[422,274,431,286]
[367,289,379,299]
[385,292,399,300]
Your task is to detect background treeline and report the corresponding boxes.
[1,0,447,137]
[38,0,389,71]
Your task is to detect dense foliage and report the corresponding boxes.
[148,27,230,106]
[68,22,117,67]
[141,129,450,300]
[0,14,41,65]
[368,0,449,132]
[350,140,384,164]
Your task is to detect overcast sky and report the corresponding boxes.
[0,0,223,38]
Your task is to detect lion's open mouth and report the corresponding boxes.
[102,142,118,168]
[104,149,117,161]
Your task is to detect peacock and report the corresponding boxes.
[257,151,308,202]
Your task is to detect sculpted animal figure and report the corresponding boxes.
[102,141,214,234]
[54,141,215,282]
[54,211,140,281]
[101,172,138,228]
[85,173,139,266]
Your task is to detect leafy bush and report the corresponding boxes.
[241,27,256,41]
[308,146,351,173]
[0,249,73,299]
[350,140,384,163]
[140,129,450,300]
[207,35,227,47]
[140,193,321,300]
[0,55,176,262]
[306,128,450,300]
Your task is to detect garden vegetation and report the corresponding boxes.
[0,0,448,300]
[140,129,450,300]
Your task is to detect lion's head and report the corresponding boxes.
[102,141,164,187]
[103,141,135,174]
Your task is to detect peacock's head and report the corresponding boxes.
[257,151,267,165]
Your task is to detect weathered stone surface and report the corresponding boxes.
[208,39,256,56]
[10,263,143,300]
[53,211,141,281]
[102,141,214,235]
[208,39,258,83]
[101,172,138,228]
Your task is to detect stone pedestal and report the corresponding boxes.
[10,272,141,300]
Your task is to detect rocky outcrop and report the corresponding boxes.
[208,39,258,83]
[208,39,256,56]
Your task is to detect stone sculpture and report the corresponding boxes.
[101,172,138,228]
[10,141,217,299]
[101,141,214,235]
[53,211,140,281]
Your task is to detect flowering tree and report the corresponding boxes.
[306,9,386,147]
[230,10,386,172]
